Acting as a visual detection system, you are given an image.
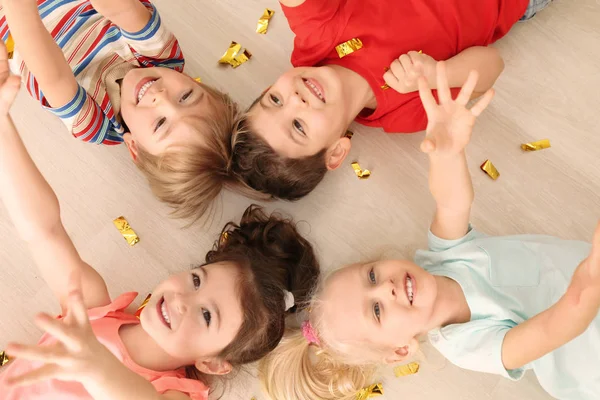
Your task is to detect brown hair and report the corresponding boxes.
[229,103,328,201]
[134,83,241,224]
[188,205,320,385]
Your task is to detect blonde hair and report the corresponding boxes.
[135,83,245,224]
[259,270,386,400]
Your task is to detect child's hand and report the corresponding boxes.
[5,278,116,387]
[565,222,600,311]
[384,51,436,94]
[418,62,494,155]
[0,41,21,115]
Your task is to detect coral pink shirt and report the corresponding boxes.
[0,293,208,400]
[281,0,529,133]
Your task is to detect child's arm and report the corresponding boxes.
[2,0,79,108]
[501,222,600,370]
[7,281,191,400]
[418,62,494,240]
[385,47,504,96]
[0,43,110,312]
[89,0,152,33]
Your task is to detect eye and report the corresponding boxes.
[369,268,376,284]
[203,309,212,327]
[154,117,166,132]
[180,90,193,102]
[192,273,201,289]
[293,119,305,135]
[373,302,381,322]
[269,94,282,106]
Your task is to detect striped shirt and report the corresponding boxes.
[0,0,184,145]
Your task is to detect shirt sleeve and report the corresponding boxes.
[43,85,124,145]
[426,225,488,252]
[281,0,345,66]
[119,1,185,72]
[429,319,526,381]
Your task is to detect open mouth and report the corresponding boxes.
[135,77,158,104]
[157,297,171,329]
[405,274,415,305]
[302,78,326,103]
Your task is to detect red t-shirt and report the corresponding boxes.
[281,0,529,133]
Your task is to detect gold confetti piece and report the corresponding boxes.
[1,351,9,366]
[418,50,423,54]
[194,77,202,83]
[113,216,140,246]
[218,42,252,69]
[220,231,229,246]
[394,362,420,377]
[135,294,151,319]
[6,34,14,59]
[356,383,383,400]
[381,84,390,90]
[351,162,371,180]
[256,8,275,34]
[345,131,354,139]
[335,38,363,58]
[480,160,500,180]
[521,139,550,152]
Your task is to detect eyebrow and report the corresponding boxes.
[201,267,221,331]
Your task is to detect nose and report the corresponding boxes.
[148,85,170,105]
[288,89,308,107]
[170,293,189,315]
[375,279,397,301]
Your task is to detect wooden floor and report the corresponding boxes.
[1,0,599,399]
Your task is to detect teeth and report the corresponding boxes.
[305,79,324,100]
[161,301,171,326]
[406,276,414,304]
[137,80,156,102]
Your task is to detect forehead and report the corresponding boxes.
[321,264,370,342]
[202,262,244,322]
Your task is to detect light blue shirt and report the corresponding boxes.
[415,227,600,400]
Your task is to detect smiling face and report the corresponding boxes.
[247,66,354,160]
[320,260,439,358]
[139,262,244,365]
[120,67,215,156]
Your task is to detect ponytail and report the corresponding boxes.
[260,327,375,400]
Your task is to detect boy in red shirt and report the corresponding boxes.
[229,0,552,200]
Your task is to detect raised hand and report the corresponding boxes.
[0,41,21,115]
[5,275,116,387]
[418,62,494,155]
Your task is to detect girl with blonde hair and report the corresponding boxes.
[260,63,600,400]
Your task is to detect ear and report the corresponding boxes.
[122,132,138,162]
[325,137,351,170]
[384,338,419,364]
[194,358,233,376]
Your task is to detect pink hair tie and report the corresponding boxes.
[301,320,320,346]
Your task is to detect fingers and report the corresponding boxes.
[385,52,424,93]
[420,138,436,154]
[417,76,437,116]
[5,342,66,364]
[456,70,479,106]
[6,364,63,387]
[469,88,495,117]
[67,290,90,327]
[589,221,600,264]
[435,62,451,104]
[34,313,76,346]
[0,75,20,113]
